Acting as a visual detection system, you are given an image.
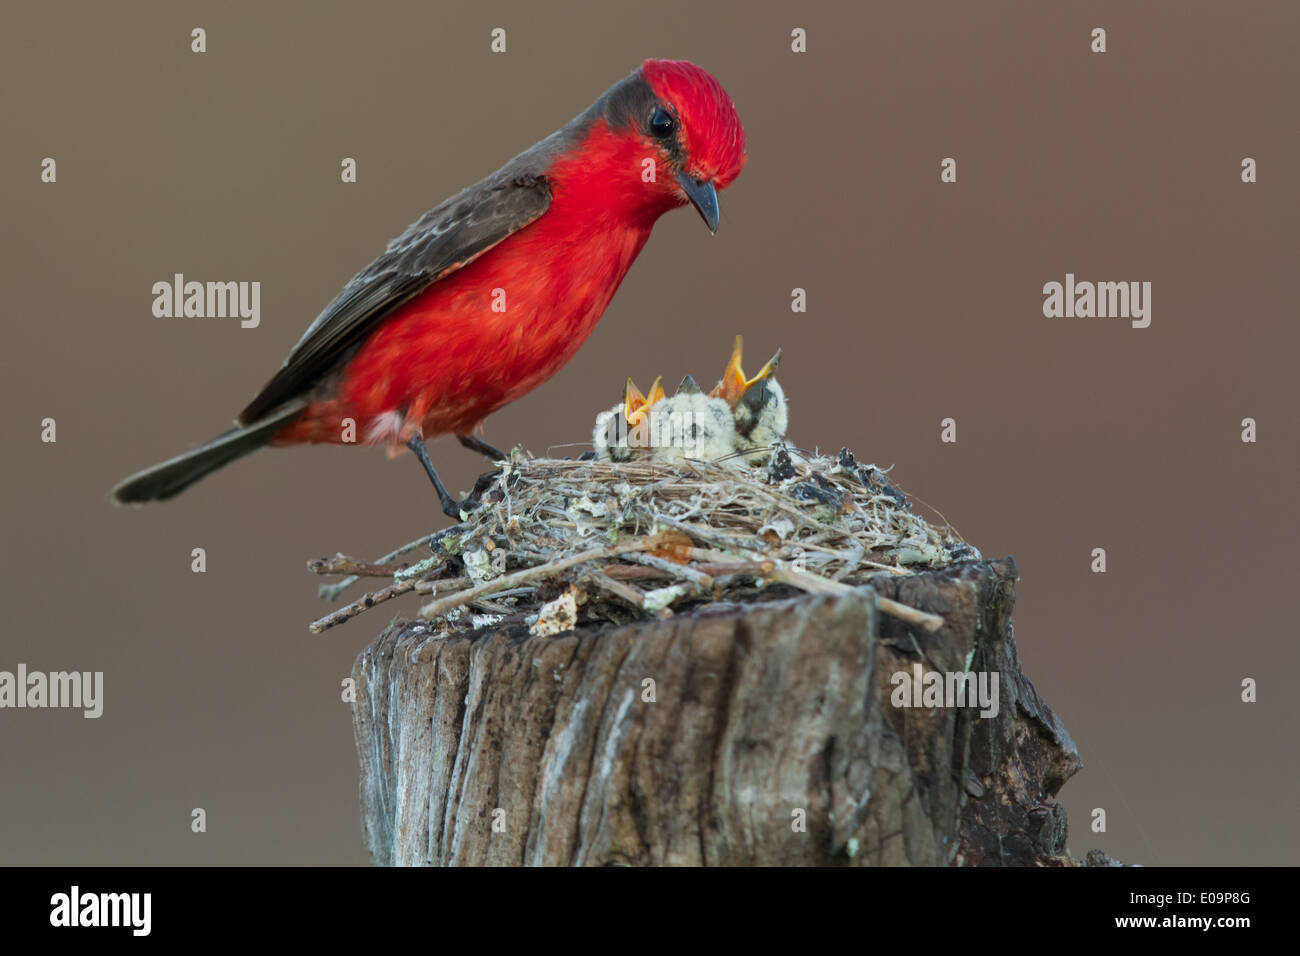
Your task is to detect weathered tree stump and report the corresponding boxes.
[350,557,1085,865]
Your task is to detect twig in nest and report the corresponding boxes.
[310,577,420,635]
[412,575,473,594]
[645,512,765,555]
[875,596,945,632]
[625,553,715,592]
[394,555,444,581]
[601,564,664,582]
[582,570,646,609]
[416,537,657,621]
[766,565,944,631]
[307,555,410,577]
[766,565,850,596]
[602,559,773,582]
[317,530,451,601]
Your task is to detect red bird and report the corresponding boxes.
[113,59,746,516]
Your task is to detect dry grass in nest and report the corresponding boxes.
[307,444,980,636]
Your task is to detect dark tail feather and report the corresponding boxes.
[111,402,306,504]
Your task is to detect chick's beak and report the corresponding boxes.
[710,336,783,408]
[624,376,666,426]
[675,170,720,234]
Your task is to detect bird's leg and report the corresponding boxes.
[406,435,469,520]
[457,433,507,462]
[407,436,505,520]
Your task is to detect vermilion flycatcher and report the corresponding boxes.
[113,59,746,516]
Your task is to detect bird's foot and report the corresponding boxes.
[408,435,502,520]
[452,469,503,518]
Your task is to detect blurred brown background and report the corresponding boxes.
[2,0,1296,865]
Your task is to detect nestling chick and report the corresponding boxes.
[652,375,739,462]
[593,375,737,462]
[734,376,789,455]
[709,336,788,459]
[593,376,662,461]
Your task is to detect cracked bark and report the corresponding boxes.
[350,557,1103,866]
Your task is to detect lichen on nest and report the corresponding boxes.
[308,443,980,636]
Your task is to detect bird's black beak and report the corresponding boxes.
[675,171,720,234]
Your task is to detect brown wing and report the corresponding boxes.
[237,173,552,425]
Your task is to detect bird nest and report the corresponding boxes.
[307,444,980,636]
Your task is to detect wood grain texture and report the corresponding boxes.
[351,557,1087,866]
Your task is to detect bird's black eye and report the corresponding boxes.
[650,107,675,139]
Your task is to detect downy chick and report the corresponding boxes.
[593,375,737,462]
[709,336,788,459]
